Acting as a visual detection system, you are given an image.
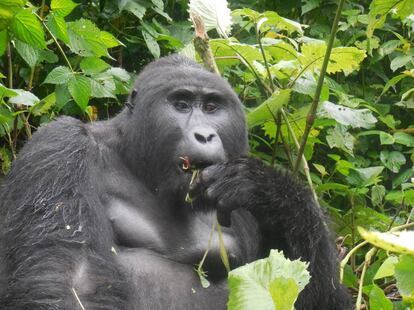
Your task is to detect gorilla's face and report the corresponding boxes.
[167,86,230,168]
[122,56,248,201]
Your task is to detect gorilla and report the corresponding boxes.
[0,55,351,309]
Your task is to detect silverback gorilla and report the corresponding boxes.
[0,55,351,309]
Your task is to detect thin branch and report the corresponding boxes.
[7,42,13,88]
[190,12,220,75]
[293,0,346,172]
[280,108,317,200]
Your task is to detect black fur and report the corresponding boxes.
[0,55,351,309]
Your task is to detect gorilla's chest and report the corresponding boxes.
[106,198,243,266]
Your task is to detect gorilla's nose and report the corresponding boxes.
[194,131,216,144]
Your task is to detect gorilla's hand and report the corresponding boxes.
[190,157,269,226]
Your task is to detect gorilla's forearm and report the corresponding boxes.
[193,157,351,310]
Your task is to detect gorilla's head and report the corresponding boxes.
[119,55,248,202]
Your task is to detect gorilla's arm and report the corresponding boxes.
[0,117,127,309]
[191,157,352,310]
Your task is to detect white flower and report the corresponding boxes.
[189,0,232,38]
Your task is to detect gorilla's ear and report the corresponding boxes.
[125,89,138,111]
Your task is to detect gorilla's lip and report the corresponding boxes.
[177,156,221,172]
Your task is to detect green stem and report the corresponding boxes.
[40,18,73,71]
[280,108,316,200]
[293,0,346,173]
[7,42,13,88]
[256,29,277,91]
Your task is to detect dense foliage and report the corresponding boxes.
[0,0,413,309]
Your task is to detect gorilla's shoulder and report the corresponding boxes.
[13,116,93,171]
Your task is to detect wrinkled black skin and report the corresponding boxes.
[0,55,351,309]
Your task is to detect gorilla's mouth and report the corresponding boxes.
[178,156,217,173]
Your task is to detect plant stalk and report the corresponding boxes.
[293,0,346,172]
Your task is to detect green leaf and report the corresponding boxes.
[100,31,122,48]
[118,0,146,19]
[326,125,355,156]
[8,89,40,106]
[15,39,39,68]
[390,55,411,72]
[67,19,117,58]
[394,132,414,147]
[380,150,406,173]
[247,89,291,128]
[313,163,328,177]
[80,57,110,74]
[0,30,7,56]
[358,227,414,255]
[299,43,366,75]
[10,8,46,49]
[210,38,265,67]
[379,131,394,145]
[381,74,407,95]
[228,250,310,310]
[0,5,16,31]
[0,104,14,124]
[142,30,160,58]
[55,84,71,110]
[368,0,414,37]
[30,92,56,116]
[90,78,116,98]
[269,278,299,310]
[369,285,393,310]
[374,256,398,280]
[51,0,78,17]
[322,101,377,129]
[46,12,69,44]
[43,66,73,84]
[395,255,414,304]
[68,75,91,111]
[0,83,18,98]
[371,185,386,207]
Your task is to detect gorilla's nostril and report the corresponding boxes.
[194,133,207,144]
[207,134,215,142]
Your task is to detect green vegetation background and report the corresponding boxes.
[0,0,413,309]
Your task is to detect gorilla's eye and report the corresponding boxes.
[202,103,218,113]
[173,101,191,112]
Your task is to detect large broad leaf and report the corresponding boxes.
[189,0,232,37]
[322,101,377,129]
[46,12,69,44]
[299,43,366,75]
[67,19,121,58]
[367,0,414,38]
[15,39,39,68]
[326,125,355,156]
[395,255,414,306]
[68,75,91,111]
[228,250,310,310]
[8,89,40,106]
[380,150,406,173]
[80,57,110,74]
[358,227,414,255]
[142,30,160,58]
[43,66,73,84]
[10,8,46,49]
[369,285,393,310]
[51,0,78,17]
[30,92,56,116]
[118,0,146,19]
[394,132,414,147]
[247,89,291,128]
[232,9,303,35]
